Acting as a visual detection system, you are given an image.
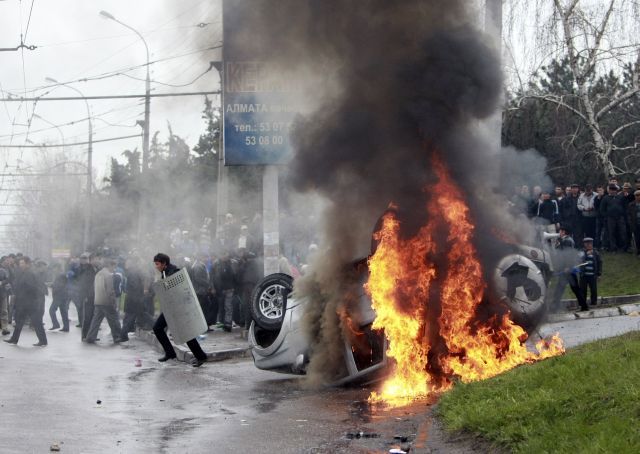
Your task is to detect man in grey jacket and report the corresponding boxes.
[84,258,122,344]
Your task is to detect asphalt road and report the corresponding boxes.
[0,316,442,454]
[2,307,639,453]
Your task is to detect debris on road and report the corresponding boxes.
[345,431,380,439]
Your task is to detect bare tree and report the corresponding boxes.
[507,0,640,178]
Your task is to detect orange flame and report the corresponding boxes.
[366,154,563,407]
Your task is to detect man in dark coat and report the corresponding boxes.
[4,257,47,346]
[119,256,152,341]
[559,184,581,243]
[152,253,208,367]
[211,250,238,332]
[600,185,628,252]
[77,253,98,340]
[629,190,640,256]
[188,253,212,326]
[48,263,69,331]
[0,257,11,335]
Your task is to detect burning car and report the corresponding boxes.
[248,238,555,385]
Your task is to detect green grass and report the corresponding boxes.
[563,251,640,298]
[597,252,640,296]
[437,332,640,453]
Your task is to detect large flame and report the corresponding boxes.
[367,154,563,407]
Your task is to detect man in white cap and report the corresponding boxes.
[578,237,602,311]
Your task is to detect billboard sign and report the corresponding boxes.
[222,0,301,165]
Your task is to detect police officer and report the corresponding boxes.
[578,237,602,310]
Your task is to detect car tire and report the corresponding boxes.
[493,254,548,332]
[250,273,293,331]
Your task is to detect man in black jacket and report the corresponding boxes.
[48,263,69,331]
[531,191,559,232]
[0,257,11,335]
[559,184,581,243]
[4,257,47,346]
[152,253,208,367]
[77,253,98,339]
[599,184,628,252]
[211,250,238,333]
[119,256,152,341]
[188,253,212,326]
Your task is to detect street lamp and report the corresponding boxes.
[45,76,93,252]
[99,10,151,173]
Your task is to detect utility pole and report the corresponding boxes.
[213,62,228,237]
[99,10,151,242]
[44,77,93,252]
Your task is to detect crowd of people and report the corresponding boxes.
[0,209,320,367]
[511,177,640,255]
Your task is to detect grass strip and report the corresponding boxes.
[437,331,640,453]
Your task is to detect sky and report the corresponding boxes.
[0,0,222,189]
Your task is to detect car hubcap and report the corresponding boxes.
[259,284,287,320]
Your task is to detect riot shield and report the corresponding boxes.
[152,268,207,345]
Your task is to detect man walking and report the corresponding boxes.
[78,253,98,340]
[3,257,47,346]
[48,263,70,331]
[0,257,11,336]
[119,256,152,341]
[152,253,208,367]
[84,258,122,344]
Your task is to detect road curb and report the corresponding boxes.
[548,302,640,323]
[134,328,251,363]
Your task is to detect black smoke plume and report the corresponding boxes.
[238,0,537,384]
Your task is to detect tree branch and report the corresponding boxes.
[584,0,616,76]
[612,120,640,138]
[519,94,589,124]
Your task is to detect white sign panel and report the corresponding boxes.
[152,268,207,345]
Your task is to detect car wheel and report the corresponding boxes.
[493,254,548,331]
[250,273,293,331]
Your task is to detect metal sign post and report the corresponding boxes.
[263,166,280,276]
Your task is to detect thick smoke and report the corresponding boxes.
[242,0,546,384]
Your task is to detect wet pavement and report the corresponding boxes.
[1,301,639,453]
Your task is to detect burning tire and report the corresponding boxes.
[250,273,294,331]
[493,254,547,330]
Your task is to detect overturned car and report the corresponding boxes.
[248,236,556,384]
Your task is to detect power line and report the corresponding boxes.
[0,133,140,148]
[0,173,87,177]
[23,0,36,42]
[3,45,222,94]
[0,90,220,102]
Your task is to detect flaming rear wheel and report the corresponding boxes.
[250,273,294,331]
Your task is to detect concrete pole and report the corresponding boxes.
[83,110,93,252]
[263,166,280,276]
[215,65,228,238]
